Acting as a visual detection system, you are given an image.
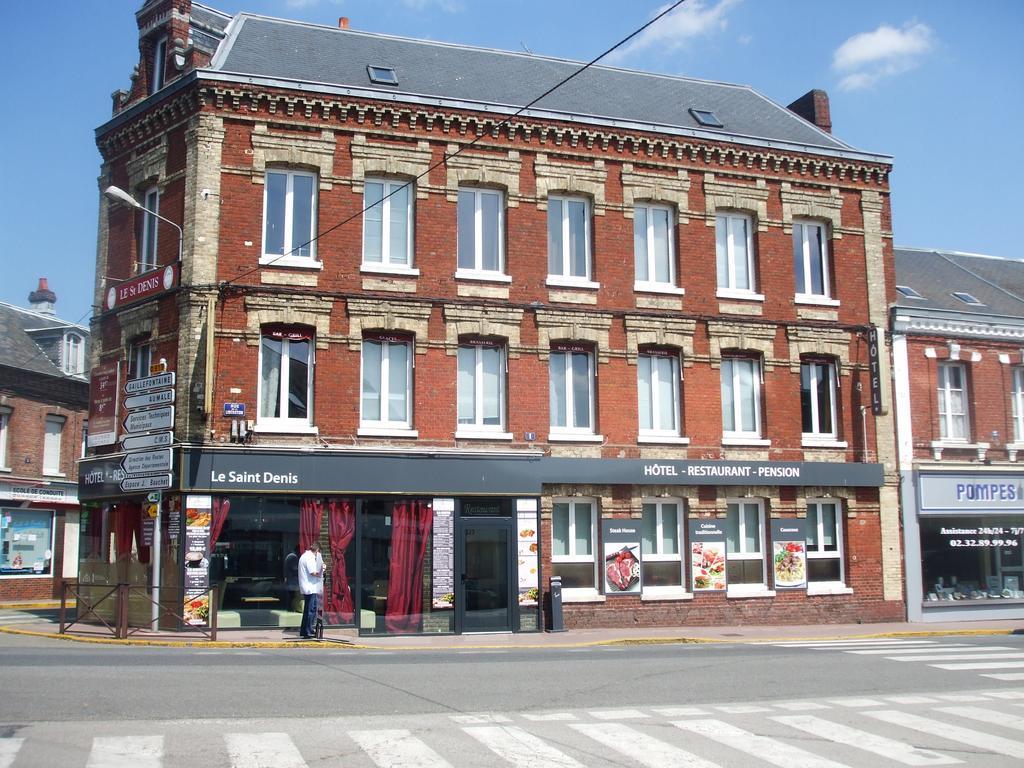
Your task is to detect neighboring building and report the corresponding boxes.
[80,0,902,635]
[893,247,1024,621]
[0,279,90,601]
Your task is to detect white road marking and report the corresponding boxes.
[521,712,577,721]
[930,661,1024,671]
[773,701,832,711]
[0,739,24,768]
[891,653,1024,662]
[936,705,1024,732]
[847,645,994,655]
[572,722,722,768]
[930,693,992,702]
[865,710,1024,759]
[828,697,885,707]
[771,714,959,766]
[349,729,453,768]
[588,708,648,720]
[652,706,709,716]
[982,690,1024,699]
[773,639,938,647]
[983,673,1024,681]
[883,695,939,705]
[451,714,512,724]
[224,732,306,768]
[86,736,162,768]
[672,718,851,768]
[464,725,585,768]
[713,704,772,714]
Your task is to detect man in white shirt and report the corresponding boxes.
[298,541,324,638]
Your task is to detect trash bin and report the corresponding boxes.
[547,575,566,633]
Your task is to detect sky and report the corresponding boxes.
[1,0,1021,326]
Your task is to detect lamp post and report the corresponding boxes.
[103,185,183,266]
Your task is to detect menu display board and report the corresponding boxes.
[689,518,727,591]
[431,500,454,610]
[771,519,807,590]
[602,520,641,595]
[182,495,212,626]
[87,362,120,447]
[517,511,539,607]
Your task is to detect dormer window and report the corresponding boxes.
[367,65,398,86]
[151,36,167,95]
[896,285,924,299]
[62,333,85,376]
[689,108,723,128]
[951,291,983,306]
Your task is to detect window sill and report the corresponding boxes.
[42,471,67,479]
[358,427,419,438]
[562,588,606,604]
[727,587,775,599]
[1007,443,1024,461]
[794,294,840,307]
[259,256,323,270]
[807,583,853,596]
[546,277,600,291]
[455,269,511,284]
[360,264,420,277]
[716,288,764,302]
[802,437,848,449]
[930,440,989,461]
[634,282,685,296]
[549,432,604,443]
[455,430,513,440]
[252,423,318,435]
[638,435,691,445]
[0,467,12,473]
[722,437,771,447]
[641,588,693,602]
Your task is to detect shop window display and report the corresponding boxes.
[920,516,1024,602]
[1,509,55,576]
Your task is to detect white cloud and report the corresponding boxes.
[401,0,462,11]
[607,0,741,63]
[832,21,934,91]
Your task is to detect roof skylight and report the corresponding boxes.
[951,291,984,306]
[896,285,925,299]
[367,65,398,85]
[689,108,723,128]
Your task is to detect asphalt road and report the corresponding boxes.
[2,632,1024,766]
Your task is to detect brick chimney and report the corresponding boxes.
[28,278,57,316]
[787,89,832,134]
[339,17,350,29]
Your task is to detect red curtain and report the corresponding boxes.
[299,498,323,552]
[385,499,432,633]
[114,503,137,562]
[324,499,355,624]
[131,504,151,565]
[210,498,230,547]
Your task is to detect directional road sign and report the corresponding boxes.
[124,372,175,395]
[124,389,175,410]
[120,431,173,451]
[123,406,174,434]
[121,448,172,476]
[120,474,172,492]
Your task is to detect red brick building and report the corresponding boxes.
[1,280,89,602]
[893,247,1024,621]
[80,0,903,635]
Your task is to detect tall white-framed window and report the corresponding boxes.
[258,327,314,431]
[638,349,681,440]
[721,356,761,439]
[363,178,413,269]
[547,196,592,282]
[937,362,968,441]
[128,342,152,380]
[361,335,414,433]
[63,332,86,376]
[551,498,597,592]
[150,36,167,94]
[457,341,507,437]
[726,499,766,591]
[0,406,10,470]
[801,359,838,441]
[262,169,317,265]
[43,415,65,476]
[792,220,831,300]
[81,421,88,459]
[715,212,757,296]
[634,203,676,291]
[139,186,160,272]
[1012,367,1024,443]
[641,499,684,590]
[549,345,596,438]
[457,187,505,276]
[806,499,844,586]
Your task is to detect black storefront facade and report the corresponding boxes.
[78,447,888,635]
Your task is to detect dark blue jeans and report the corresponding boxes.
[300,592,320,636]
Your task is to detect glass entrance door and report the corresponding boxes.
[458,519,513,633]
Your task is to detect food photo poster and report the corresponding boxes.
[183,495,212,625]
[771,519,807,590]
[602,520,641,595]
[689,518,727,591]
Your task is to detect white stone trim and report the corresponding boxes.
[623,314,696,365]
[621,164,690,223]
[533,154,607,214]
[443,304,524,357]
[535,309,613,363]
[445,146,521,205]
[703,174,769,231]
[779,183,842,237]
[251,124,335,189]
[346,298,432,354]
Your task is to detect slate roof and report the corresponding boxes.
[0,302,89,381]
[894,247,1024,320]
[208,13,867,157]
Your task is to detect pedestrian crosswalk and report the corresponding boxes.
[770,637,1024,681]
[4,689,1024,767]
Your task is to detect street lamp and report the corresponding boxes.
[103,185,183,266]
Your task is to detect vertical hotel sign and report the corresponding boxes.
[868,325,883,416]
[87,362,120,447]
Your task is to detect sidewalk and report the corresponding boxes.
[2,601,1023,650]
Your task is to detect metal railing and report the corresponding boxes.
[60,582,218,641]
